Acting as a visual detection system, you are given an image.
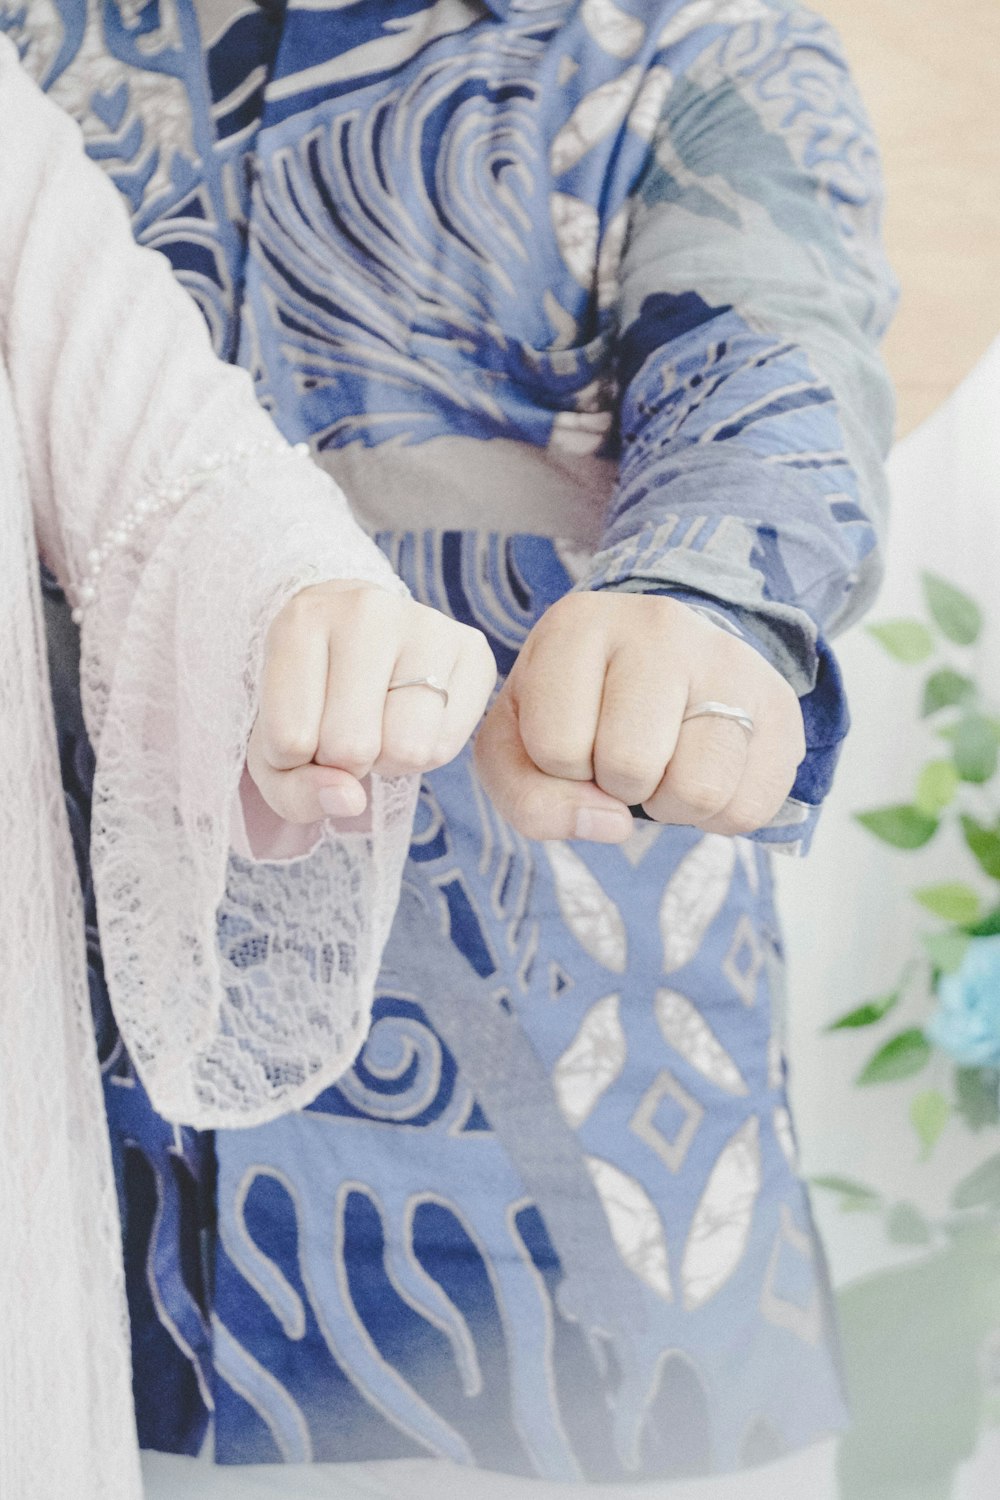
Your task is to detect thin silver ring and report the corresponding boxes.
[682,700,755,736]
[386,674,450,709]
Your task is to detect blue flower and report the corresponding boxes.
[927,934,1000,1067]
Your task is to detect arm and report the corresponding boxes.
[0,36,492,1125]
[478,3,895,853]
[584,1,896,844]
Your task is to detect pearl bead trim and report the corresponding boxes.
[71,439,311,624]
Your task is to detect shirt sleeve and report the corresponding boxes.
[577,3,898,853]
[0,35,417,1126]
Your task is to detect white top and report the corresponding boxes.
[0,37,416,1500]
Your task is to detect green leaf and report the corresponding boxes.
[913,882,981,924]
[961,815,1000,881]
[887,1201,933,1245]
[922,667,976,717]
[855,805,939,850]
[910,1088,951,1157]
[966,908,1000,938]
[867,619,935,664]
[914,759,960,816]
[956,1067,1000,1130]
[922,572,983,646]
[857,1028,932,1085]
[953,714,1000,783]
[810,1174,882,1212]
[825,992,899,1031]
[951,1151,1000,1211]
[922,929,971,974]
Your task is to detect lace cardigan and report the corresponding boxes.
[0,37,416,1498]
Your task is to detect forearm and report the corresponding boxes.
[583,4,895,643]
[0,36,415,1125]
[575,6,896,845]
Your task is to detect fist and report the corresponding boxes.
[248,581,497,822]
[474,593,805,843]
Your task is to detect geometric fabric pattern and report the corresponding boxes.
[8,0,896,1482]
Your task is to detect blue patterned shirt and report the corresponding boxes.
[6,0,897,849]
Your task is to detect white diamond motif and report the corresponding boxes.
[620,819,662,868]
[722,913,763,1006]
[630,1069,704,1173]
[760,1205,823,1346]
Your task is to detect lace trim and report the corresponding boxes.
[71,439,310,622]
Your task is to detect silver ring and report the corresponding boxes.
[682,701,755,736]
[386,674,450,709]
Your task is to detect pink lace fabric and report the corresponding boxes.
[0,38,416,1497]
[82,441,417,1127]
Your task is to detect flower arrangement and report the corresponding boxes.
[816,573,1000,1225]
[811,576,1000,1497]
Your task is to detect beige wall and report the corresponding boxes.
[819,0,1000,436]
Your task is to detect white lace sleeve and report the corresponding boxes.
[0,38,417,1128]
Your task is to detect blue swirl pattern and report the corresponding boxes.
[6,0,897,1481]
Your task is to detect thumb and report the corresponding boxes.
[474,686,633,843]
[248,718,369,824]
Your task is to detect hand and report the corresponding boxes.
[474,593,805,843]
[248,581,497,822]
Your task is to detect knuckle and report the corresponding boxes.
[459,628,498,684]
[596,750,659,800]
[713,627,751,668]
[506,783,562,839]
[265,725,316,765]
[543,592,588,626]
[471,628,498,673]
[722,804,770,836]
[685,754,742,803]
[521,729,590,780]
[382,736,437,773]
[527,592,601,649]
[459,621,488,650]
[278,586,329,631]
[672,775,731,820]
[351,585,397,626]
[772,678,804,728]
[720,771,790,833]
[281,585,320,619]
[422,737,457,774]
[320,734,380,772]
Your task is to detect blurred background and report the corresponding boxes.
[821,0,1000,441]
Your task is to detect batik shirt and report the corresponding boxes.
[6,0,895,1479]
[8,0,896,852]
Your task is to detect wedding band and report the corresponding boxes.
[682,701,755,736]
[386,674,450,709]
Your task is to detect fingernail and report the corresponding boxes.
[574,806,632,843]
[318,784,366,818]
